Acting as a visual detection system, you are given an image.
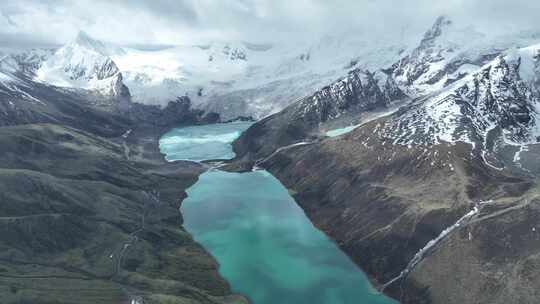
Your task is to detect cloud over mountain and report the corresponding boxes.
[1,0,540,47]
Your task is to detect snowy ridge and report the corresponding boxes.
[293,68,407,125]
[392,16,540,97]
[2,16,539,125]
[35,31,125,97]
[392,16,490,95]
[271,17,540,146]
[379,47,540,149]
[113,35,406,119]
[1,30,406,119]
[111,41,252,106]
[0,30,409,119]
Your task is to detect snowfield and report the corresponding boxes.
[4,30,407,119]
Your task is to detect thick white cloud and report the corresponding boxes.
[0,0,539,47]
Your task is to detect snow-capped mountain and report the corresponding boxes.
[35,31,127,98]
[4,16,538,126]
[287,16,540,147]
[199,36,407,120]
[391,16,540,96]
[0,48,54,77]
[2,30,407,120]
[109,41,252,109]
[381,46,540,148]
[377,18,540,151]
[391,16,490,95]
[293,68,406,125]
[231,16,540,304]
[233,16,540,169]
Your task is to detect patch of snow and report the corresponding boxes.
[513,145,529,163]
[0,70,15,84]
[505,44,540,84]
[382,201,485,291]
[256,141,314,166]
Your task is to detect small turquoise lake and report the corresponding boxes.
[160,123,396,304]
[159,122,252,161]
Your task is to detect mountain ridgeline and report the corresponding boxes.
[233,16,540,304]
[233,68,408,160]
[1,28,408,120]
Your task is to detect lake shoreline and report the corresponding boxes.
[160,122,396,304]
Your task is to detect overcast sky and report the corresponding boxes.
[1,0,539,47]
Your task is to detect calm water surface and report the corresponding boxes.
[160,122,252,161]
[160,123,396,304]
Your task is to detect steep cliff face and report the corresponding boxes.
[233,68,408,161]
[392,16,499,95]
[294,68,406,124]
[382,51,540,149]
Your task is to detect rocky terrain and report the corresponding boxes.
[232,68,408,161]
[0,72,246,304]
[233,16,540,304]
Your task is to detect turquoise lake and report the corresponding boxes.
[325,124,361,137]
[159,122,253,161]
[160,123,396,304]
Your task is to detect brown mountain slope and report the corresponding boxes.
[0,123,247,304]
[255,117,539,304]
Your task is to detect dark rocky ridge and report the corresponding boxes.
[0,77,246,303]
[233,68,408,161]
[380,54,540,148]
[391,16,501,93]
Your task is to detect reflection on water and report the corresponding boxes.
[182,170,395,304]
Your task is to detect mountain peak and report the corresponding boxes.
[74,31,102,47]
[72,30,115,55]
[421,15,453,45]
[75,30,92,42]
